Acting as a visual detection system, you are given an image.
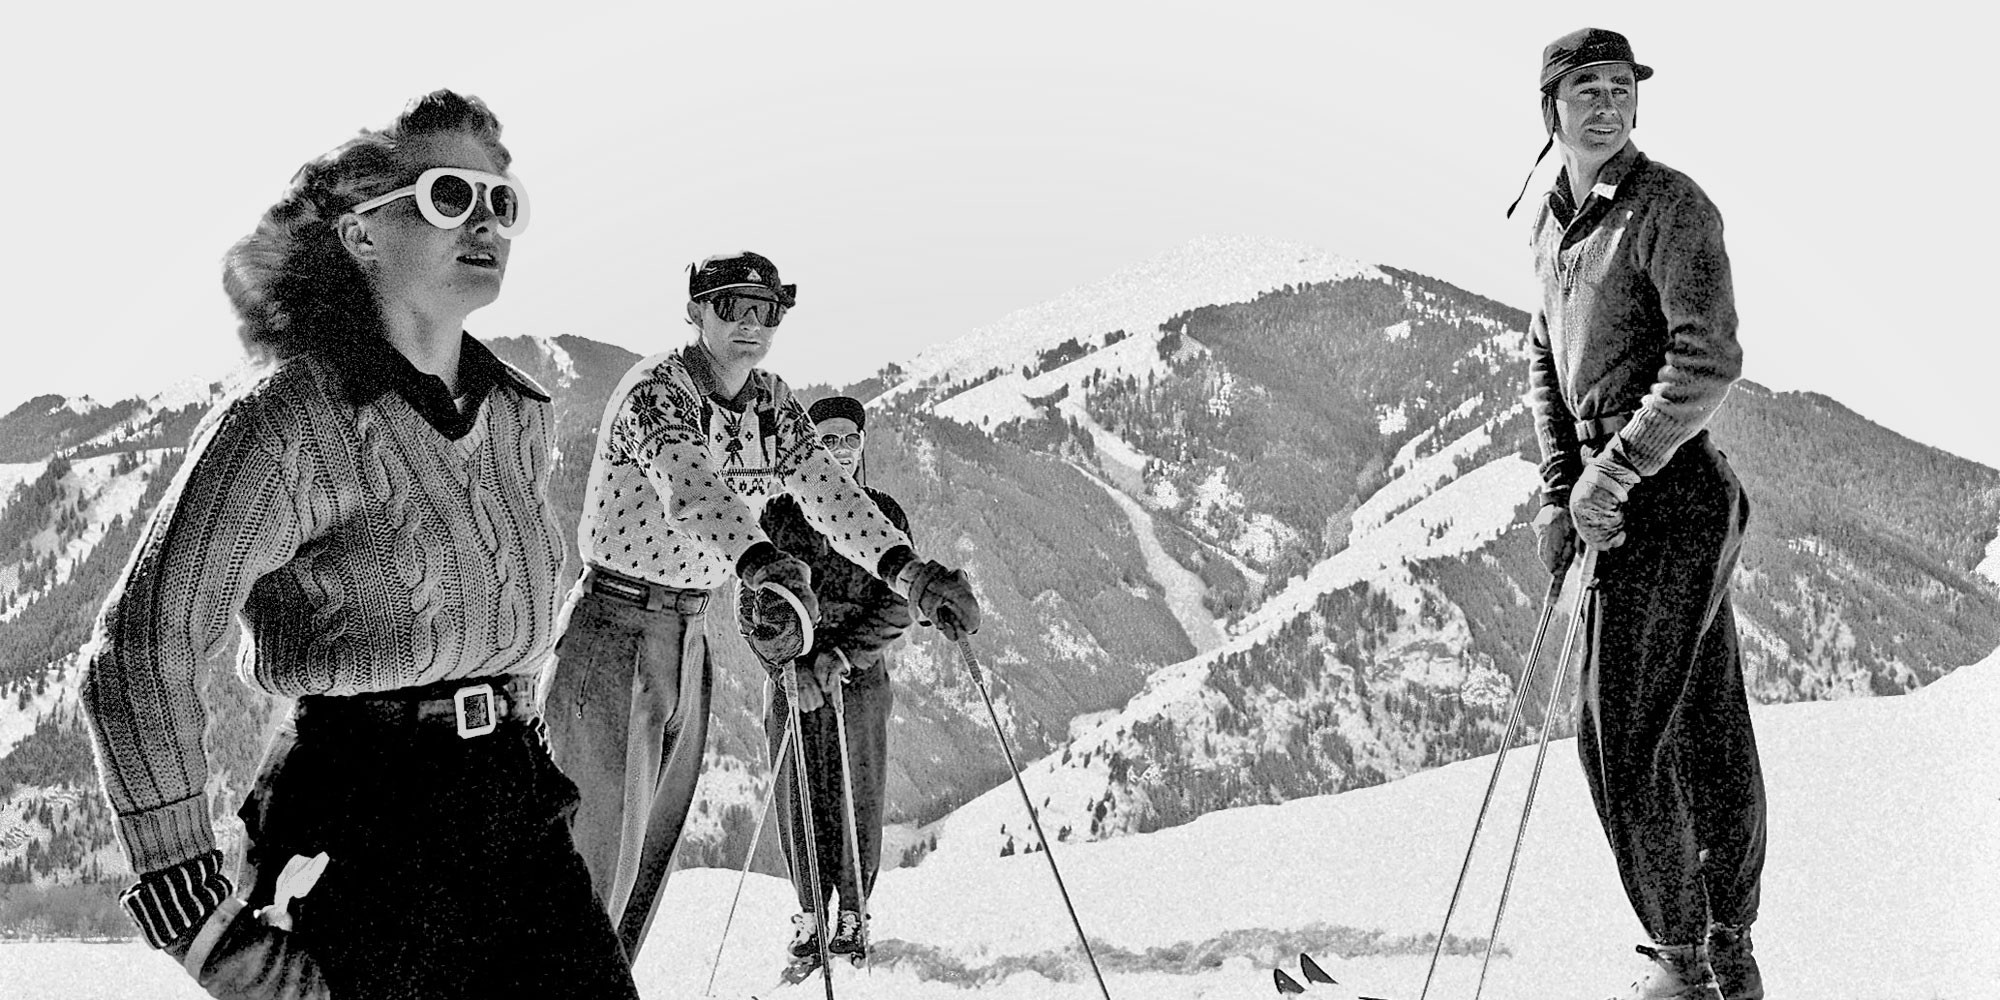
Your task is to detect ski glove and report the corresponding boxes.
[154,852,328,999]
[1568,443,1644,550]
[1532,502,1579,576]
[738,542,820,624]
[781,649,846,714]
[170,895,329,1000]
[894,558,982,639]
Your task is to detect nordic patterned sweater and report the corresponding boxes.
[80,335,564,904]
[1527,141,1743,498]
[577,342,913,589]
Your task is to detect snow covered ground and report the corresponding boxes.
[10,649,1995,999]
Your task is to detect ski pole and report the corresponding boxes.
[748,581,835,998]
[946,619,1113,1000]
[829,651,871,958]
[1417,553,1574,1000]
[785,662,837,1000]
[701,714,797,998]
[1472,547,1600,1000]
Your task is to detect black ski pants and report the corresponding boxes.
[764,654,892,915]
[238,696,639,1000]
[1575,430,1766,946]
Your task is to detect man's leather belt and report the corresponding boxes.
[301,674,536,739]
[582,565,711,615]
[1574,412,1632,445]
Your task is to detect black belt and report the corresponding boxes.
[582,565,711,615]
[1574,412,1632,445]
[299,675,536,739]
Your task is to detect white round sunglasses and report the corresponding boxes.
[351,167,530,238]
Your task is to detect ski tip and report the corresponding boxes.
[1274,968,1307,994]
[1300,952,1338,984]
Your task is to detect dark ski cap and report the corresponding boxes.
[1539,27,1653,93]
[688,251,797,306]
[808,395,866,430]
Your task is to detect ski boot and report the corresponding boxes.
[828,910,869,962]
[1706,923,1764,1000]
[778,951,823,986]
[1604,943,1724,1000]
[787,911,820,959]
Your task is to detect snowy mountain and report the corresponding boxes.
[877,245,2000,859]
[2,236,1995,921]
[10,646,1996,999]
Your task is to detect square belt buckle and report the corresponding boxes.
[453,683,499,739]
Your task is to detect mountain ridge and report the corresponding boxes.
[0,236,1994,895]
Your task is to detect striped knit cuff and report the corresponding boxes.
[120,851,233,950]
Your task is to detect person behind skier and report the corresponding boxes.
[1520,28,1766,1000]
[738,395,909,967]
[541,251,983,963]
[79,90,641,997]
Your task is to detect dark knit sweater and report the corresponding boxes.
[81,339,565,882]
[1527,141,1743,496]
[738,489,914,675]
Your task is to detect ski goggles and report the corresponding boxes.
[818,431,863,450]
[701,290,788,328]
[351,167,529,238]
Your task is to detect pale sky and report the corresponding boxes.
[4,2,1994,468]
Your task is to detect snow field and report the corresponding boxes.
[4,654,1995,999]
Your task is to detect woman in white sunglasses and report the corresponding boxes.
[79,90,637,999]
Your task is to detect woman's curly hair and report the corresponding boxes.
[222,89,512,362]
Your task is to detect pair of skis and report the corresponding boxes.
[1274,953,1392,999]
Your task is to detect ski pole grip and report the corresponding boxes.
[951,632,985,685]
[760,581,816,657]
[936,605,968,641]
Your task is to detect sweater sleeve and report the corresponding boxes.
[766,377,913,575]
[618,366,772,566]
[1526,308,1582,504]
[1616,183,1743,476]
[81,397,304,880]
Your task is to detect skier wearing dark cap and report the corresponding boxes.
[541,252,984,963]
[739,394,908,971]
[1520,28,1765,1000]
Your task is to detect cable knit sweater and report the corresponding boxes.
[1527,141,1743,495]
[80,339,565,882]
[577,342,912,589]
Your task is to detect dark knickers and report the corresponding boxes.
[1576,431,1767,945]
[237,699,637,1000]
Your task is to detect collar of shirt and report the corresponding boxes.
[681,340,760,410]
[335,332,548,439]
[1548,140,1648,230]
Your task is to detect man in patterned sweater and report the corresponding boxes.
[740,395,910,964]
[541,251,983,962]
[1523,29,1765,1000]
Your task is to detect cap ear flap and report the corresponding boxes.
[1541,92,1560,135]
[781,283,797,306]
